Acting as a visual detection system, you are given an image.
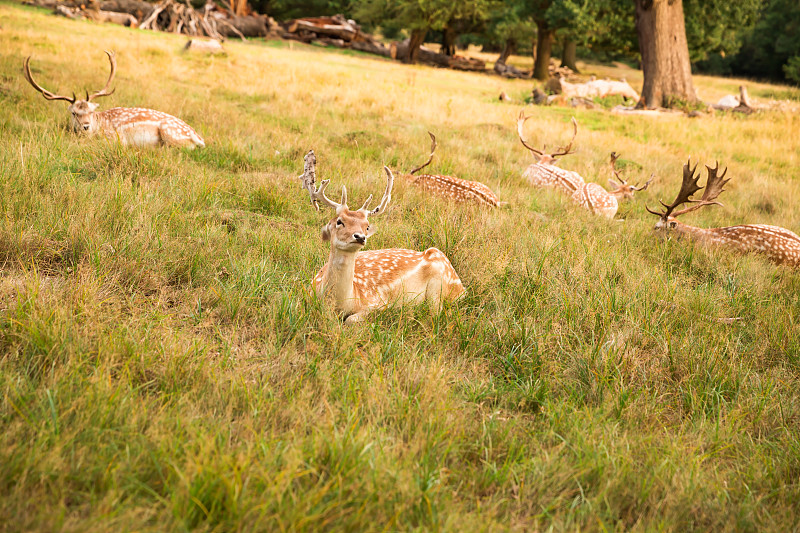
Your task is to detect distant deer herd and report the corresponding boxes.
[22,51,800,323]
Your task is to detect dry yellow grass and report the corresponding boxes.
[2,1,800,531]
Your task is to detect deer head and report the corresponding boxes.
[646,159,730,230]
[606,152,654,199]
[517,111,578,165]
[299,150,394,253]
[24,51,116,134]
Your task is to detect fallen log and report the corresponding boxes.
[391,39,485,71]
[287,15,360,42]
[350,40,391,57]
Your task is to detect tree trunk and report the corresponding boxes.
[496,39,516,65]
[634,0,696,109]
[441,26,457,56]
[560,39,579,72]
[407,29,428,64]
[533,22,554,81]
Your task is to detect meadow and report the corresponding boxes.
[2,1,800,530]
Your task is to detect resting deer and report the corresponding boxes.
[572,152,653,219]
[404,132,504,207]
[299,151,465,323]
[24,51,205,148]
[517,111,585,195]
[647,160,800,267]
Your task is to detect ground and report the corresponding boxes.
[1,1,800,531]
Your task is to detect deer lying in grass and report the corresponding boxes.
[404,133,504,207]
[572,152,653,219]
[24,51,205,148]
[517,111,586,195]
[518,114,649,218]
[299,151,465,323]
[647,160,800,267]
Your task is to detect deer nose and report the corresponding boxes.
[353,233,366,244]
[82,124,90,131]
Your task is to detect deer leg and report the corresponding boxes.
[344,311,368,325]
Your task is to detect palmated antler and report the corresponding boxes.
[517,111,578,161]
[410,132,437,175]
[670,161,729,217]
[87,51,116,102]
[298,150,346,212]
[23,56,76,103]
[646,159,704,219]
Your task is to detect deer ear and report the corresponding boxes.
[321,223,331,241]
[366,224,376,237]
[608,179,621,191]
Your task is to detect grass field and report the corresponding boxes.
[2,2,800,531]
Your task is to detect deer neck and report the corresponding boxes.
[323,246,359,311]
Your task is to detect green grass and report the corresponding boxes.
[2,2,800,531]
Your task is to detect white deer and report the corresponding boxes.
[24,51,205,148]
[299,151,465,323]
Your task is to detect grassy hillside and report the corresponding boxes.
[2,2,800,531]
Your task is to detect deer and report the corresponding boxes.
[517,111,586,196]
[23,51,205,148]
[403,132,504,207]
[518,114,650,218]
[298,151,465,323]
[647,160,800,267]
[571,152,653,219]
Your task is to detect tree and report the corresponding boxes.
[353,0,491,63]
[634,0,696,108]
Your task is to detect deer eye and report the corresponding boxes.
[336,219,343,226]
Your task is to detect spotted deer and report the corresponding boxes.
[404,132,504,207]
[24,51,205,148]
[647,160,800,267]
[571,152,653,219]
[298,151,465,323]
[517,111,586,195]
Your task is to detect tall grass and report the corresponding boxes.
[1,1,800,530]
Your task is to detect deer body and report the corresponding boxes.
[404,132,503,207]
[299,151,465,323]
[408,173,502,207]
[84,107,205,147]
[313,247,465,320]
[24,51,204,149]
[660,219,800,267]
[522,162,586,195]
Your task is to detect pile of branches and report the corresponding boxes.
[281,15,485,72]
[32,0,280,39]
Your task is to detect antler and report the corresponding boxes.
[517,111,543,156]
[646,159,702,218]
[550,117,578,158]
[298,150,345,212]
[409,132,437,175]
[608,152,654,192]
[517,111,577,160]
[87,51,116,102]
[670,161,729,217]
[360,166,394,217]
[23,56,76,103]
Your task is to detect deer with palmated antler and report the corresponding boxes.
[647,160,800,267]
[571,152,654,219]
[517,111,586,195]
[403,132,504,207]
[299,151,465,323]
[24,51,204,148]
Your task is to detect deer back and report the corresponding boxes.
[410,173,501,207]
